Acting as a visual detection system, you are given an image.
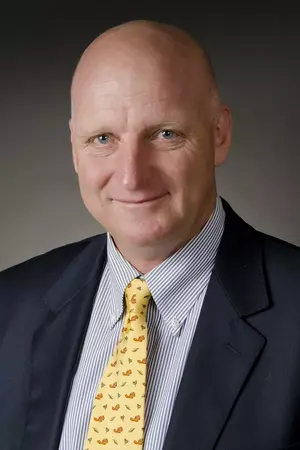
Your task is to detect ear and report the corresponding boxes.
[214,105,232,167]
[69,118,79,174]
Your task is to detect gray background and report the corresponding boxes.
[1,10,299,271]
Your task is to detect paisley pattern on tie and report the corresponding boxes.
[84,278,151,449]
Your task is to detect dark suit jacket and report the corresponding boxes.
[1,198,300,450]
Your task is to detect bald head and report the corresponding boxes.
[70,20,220,118]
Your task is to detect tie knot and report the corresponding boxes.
[125,278,151,314]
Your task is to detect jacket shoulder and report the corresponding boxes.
[259,231,300,272]
[0,233,106,292]
[257,231,300,303]
[0,233,107,344]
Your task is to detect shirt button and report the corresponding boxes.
[171,318,180,330]
[110,312,117,323]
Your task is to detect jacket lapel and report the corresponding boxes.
[163,198,270,450]
[21,235,107,450]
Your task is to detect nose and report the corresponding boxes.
[116,138,151,190]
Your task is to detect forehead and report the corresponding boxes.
[72,47,209,133]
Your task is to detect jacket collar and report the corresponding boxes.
[216,197,269,317]
[44,234,107,315]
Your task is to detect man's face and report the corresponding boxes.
[70,46,229,250]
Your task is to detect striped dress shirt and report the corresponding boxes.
[59,195,225,450]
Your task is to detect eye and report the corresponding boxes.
[159,130,177,140]
[94,134,110,144]
[85,133,115,156]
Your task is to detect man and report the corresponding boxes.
[0,19,300,450]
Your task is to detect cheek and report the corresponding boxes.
[77,157,111,191]
[164,148,214,203]
[161,151,199,193]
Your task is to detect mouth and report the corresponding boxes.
[113,194,167,206]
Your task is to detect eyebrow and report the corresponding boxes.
[76,127,115,138]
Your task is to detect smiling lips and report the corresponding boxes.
[114,194,166,204]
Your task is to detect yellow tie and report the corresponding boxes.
[84,277,151,450]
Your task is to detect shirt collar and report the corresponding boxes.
[107,196,225,334]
